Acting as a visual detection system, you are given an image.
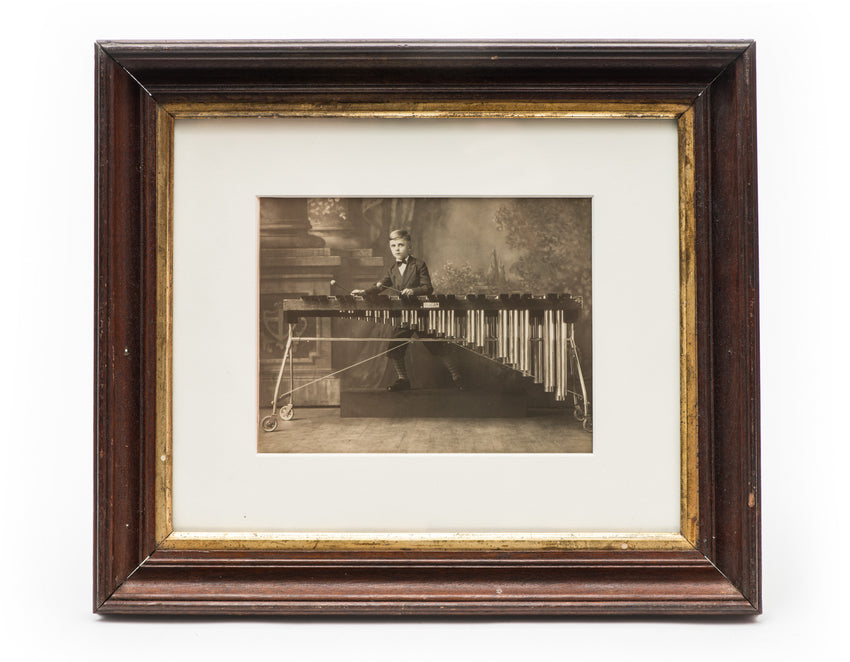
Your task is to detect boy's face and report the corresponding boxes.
[389,238,411,261]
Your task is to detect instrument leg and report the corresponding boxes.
[262,324,295,431]
[567,323,591,431]
[281,323,295,421]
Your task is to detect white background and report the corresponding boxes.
[2,1,847,660]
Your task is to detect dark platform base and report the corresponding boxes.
[340,388,527,418]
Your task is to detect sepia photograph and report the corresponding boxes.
[258,197,592,453]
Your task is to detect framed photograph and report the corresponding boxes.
[94,40,760,615]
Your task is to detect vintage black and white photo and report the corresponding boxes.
[258,197,592,452]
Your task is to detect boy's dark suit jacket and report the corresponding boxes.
[365,256,434,297]
[364,256,449,360]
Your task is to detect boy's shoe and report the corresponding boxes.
[387,378,411,392]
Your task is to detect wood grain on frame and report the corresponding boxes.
[94,41,760,615]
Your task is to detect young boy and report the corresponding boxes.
[352,229,463,391]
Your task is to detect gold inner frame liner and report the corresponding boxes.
[155,102,698,552]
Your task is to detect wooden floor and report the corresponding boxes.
[258,407,592,453]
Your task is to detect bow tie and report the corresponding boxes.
[396,259,408,265]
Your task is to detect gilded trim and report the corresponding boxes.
[678,107,700,545]
[155,106,175,544]
[164,101,689,120]
[160,531,693,552]
[154,102,700,552]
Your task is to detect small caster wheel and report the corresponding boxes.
[574,403,585,421]
[583,418,593,433]
[261,416,278,432]
[279,403,294,421]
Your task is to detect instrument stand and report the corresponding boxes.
[261,317,592,433]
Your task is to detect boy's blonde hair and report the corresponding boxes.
[388,229,411,242]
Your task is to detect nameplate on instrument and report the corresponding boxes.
[423,302,440,309]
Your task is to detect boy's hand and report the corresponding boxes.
[401,288,415,296]
[351,289,365,295]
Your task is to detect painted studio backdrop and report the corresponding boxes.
[258,197,593,453]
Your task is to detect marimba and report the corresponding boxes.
[261,293,591,432]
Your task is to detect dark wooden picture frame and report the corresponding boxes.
[94,40,760,615]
